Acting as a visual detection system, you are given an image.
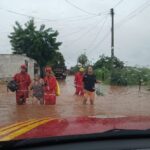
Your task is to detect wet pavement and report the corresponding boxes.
[0,76,150,128]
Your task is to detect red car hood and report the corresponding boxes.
[1,116,150,141]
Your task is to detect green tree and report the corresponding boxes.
[77,53,88,67]
[48,52,65,67]
[9,19,62,76]
[94,55,125,85]
[94,55,124,70]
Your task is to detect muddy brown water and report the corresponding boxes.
[0,76,150,127]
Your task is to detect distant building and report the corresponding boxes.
[0,54,39,80]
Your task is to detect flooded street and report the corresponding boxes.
[0,76,150,128]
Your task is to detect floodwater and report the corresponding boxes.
[0,76,150,127]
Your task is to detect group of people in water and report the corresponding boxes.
[12,64,100,105]
[13,64,59,105]
[74,66,101,105]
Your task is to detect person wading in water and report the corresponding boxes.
[74,67,85,96]
[83,66,101,105]
[29,74,44,105]
[13,64,31,105]
[44,67,58,105]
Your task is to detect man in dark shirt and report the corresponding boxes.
[83,66,101,105]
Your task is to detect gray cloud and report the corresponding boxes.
[0,0,150,68]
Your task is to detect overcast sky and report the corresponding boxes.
[0,0,150,68]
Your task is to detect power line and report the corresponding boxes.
[127,0,150,16]
[115,0,150,28]
[3,9,59,21]
[62,16,108,55]
[36,15,98,24]
[62,16,108,53]
[126,2,150,20]
[58,16,105,39]
[57,15,98,23]
[62,15,109,55]
[89,1,150,58]
[91,1,150,57]
[90,30,110,53]
[65,0,101,16]
[62,15,107,43]
[113,0,124,8]
[35,15,102,33]
[61,17,100,37]
[7,10,33,18]
[2,8,98,23]
[87,15,109,50]
[61,15,91,20]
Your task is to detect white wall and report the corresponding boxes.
[0,54,38,80]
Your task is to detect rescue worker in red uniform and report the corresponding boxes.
[44,67,57,105]
[74,68,84,96]
[14,64,31,105]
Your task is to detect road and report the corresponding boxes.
[0,76,150,127]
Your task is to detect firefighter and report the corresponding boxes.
[74,67,85,96]
[14,64,31,105]
[44,67,57,105]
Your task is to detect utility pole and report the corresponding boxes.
[110,8,114,84]
[110,8,114,58]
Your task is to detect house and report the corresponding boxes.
[0,54,39,80]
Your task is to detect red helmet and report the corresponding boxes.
[21,64,27,69]
[45,67,52,73]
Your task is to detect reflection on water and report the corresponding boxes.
[0,76,150,127]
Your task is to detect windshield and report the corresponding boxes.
[0,0,150,142]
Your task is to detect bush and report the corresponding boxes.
[94,55,124,70]
[94,68,111,84]
[94,67,150,86]
[110,69,128,86]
